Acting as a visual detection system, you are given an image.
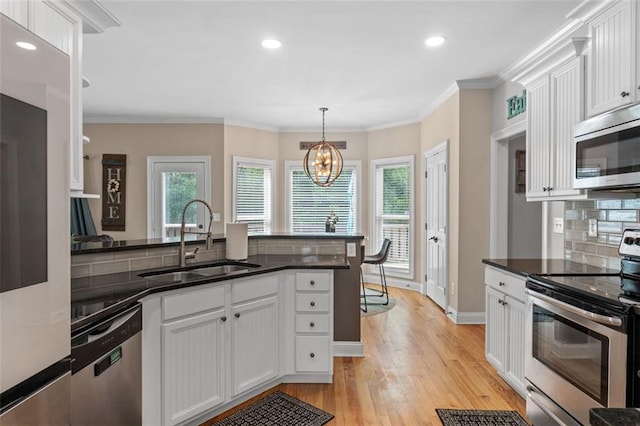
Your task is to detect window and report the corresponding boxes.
[232,157,275,234]
[371,156,414,277]
[147,156,211,238]
[285,160,361,233]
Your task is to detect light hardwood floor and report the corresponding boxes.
[203,286,526,425]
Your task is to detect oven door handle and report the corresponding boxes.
[525,289,622,327]
[526,385,581,426]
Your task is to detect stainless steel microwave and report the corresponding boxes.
[573,103,640,190]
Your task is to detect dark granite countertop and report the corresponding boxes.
[71,254,350,332]
[71,232,365,255]
[482,258,619,277]
[590,408,640,425]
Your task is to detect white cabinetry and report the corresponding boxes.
[229,276,279,397]
[294,272,333,375]
[525,56,585,201]
[161,285,226,425]
[142,269,333,426]
[587,0,637,116]
[484,266,526,398]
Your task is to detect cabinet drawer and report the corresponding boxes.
[231,275,278,304]
[295,294,330,313]
[295,272,330,292]
[295,336,331,372]
[485,267,526,301]
[295,315,329,334]
[162,285,225,322]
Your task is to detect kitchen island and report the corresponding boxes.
[71,233,365,350]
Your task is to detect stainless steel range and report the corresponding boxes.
[525,229,640,425]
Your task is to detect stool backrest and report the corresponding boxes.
[379,238,392,263]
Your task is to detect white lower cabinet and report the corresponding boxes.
[142,269,334,426]
[484,266,527,398]
[230,295,279,396]
[162,309,226,425]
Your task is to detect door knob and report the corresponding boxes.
[621,91,630,97]
[428,236,439,243]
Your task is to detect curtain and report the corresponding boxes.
[71,198,97,236]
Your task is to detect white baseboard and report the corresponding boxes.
[446,307,485,324]
[333,341,364,357]
[362,274,422,292]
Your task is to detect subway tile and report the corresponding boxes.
[574,242,597,254]
[113,249,148,260]
[583,254,608,268]
[147,246,180,256]
[597,200,622,209]
[163,255,179,266]
[596,245,619,258]
[608,210,638,222]
[595,234,609,244]
[71,265,91,278]
[71,252,113,265]
[569,220,587,231]
[608,234,623,246]
[573,201,597,209]
[91,260,130,276]
[623,222,640,230]
[623,199,640,209]
[597,221,623,233]
[564,241,573,250]
[130,257,164,271]
[608,257,622,270]
[565,230,587,242]
[564,210,580,220]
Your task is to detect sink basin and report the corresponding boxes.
[139,262,261,282]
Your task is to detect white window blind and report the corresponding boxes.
[233,157,274,234]
[372,157,413,275]
[289,165,358,233]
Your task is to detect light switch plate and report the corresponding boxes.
[347,242,356,257]
[588,219,598,237]
[553,217,564,234]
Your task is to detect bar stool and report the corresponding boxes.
[360,238,391,313]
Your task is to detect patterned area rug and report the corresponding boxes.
[211,391,334,426]
[361,287,396,317]
[436,409,528,426]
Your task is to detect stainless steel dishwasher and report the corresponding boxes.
[71,303,142,426]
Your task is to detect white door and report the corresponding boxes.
[147,156,210,238]
[424,142,448,309]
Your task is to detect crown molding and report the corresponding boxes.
[456,76,502,89]
[366,118,422,133]
[83,116,225,124]
[223,118,279,132]
[279,126,366,133]
[61,0,121,34]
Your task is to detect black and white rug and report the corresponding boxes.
[360,287,396,317]
[436,409,528,426]
[211,391,334,426]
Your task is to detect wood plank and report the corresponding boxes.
[201,287,526,425]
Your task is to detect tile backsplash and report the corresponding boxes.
[565,199,640,269]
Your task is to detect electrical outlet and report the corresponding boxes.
[553,217,564,234]
[347,242,356,257]
[588,219,598,237]
[212,213,221,222]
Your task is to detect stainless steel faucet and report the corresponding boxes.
[179,199,214,267]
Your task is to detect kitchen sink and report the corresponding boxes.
[139,262,261,282]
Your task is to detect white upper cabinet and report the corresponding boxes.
[525,57,586,201]
[587,0,637,116]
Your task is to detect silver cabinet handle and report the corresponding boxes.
[525,289,622,326]
[499,281,505,286]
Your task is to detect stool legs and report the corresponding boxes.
[360,267,368,313]
[376,263,389,305]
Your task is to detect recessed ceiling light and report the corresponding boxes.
[261,39,282,49]
[425,36,446,47]
[16,41,36,50]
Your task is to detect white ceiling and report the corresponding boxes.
[82,0,583,131]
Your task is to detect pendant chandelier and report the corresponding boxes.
[303,107,343,187]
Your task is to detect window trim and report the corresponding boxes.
[284,160,362,233]
[146,156,211,239]
[232,156,276,234]
[370,155,415,279]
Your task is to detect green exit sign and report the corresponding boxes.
[507,90,527,119]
